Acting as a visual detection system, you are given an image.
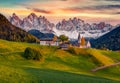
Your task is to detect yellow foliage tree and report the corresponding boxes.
[80,37,85,46]
[53,35,57,42]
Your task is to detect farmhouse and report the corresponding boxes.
[59,42,70,50]
[40,33,59,46]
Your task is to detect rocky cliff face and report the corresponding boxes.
[55,17,114,39]
[9,13,54,32]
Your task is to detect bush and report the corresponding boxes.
[58,35,68,42]
[24,47,43,61]
[68,47,88,55]
[68,47,77,55]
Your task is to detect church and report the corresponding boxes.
[77,32,91,48]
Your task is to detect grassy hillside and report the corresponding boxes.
[0,39,120,83]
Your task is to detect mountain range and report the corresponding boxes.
[0,13,39,43]
[0,13,120,50]
[9,13,115,39]
[9,13,54,33]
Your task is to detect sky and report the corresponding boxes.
[0,0,120,25]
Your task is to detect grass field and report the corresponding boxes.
[0,39,120,83]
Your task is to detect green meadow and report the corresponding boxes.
[0,39,120,83]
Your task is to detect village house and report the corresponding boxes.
[59,42,70,50]
[40,33,59,46]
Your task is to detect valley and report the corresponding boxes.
[0,9,120,83]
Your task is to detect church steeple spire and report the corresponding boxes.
[78,32,81,43]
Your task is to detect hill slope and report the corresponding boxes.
[91,26,120,50]
[0,14,39,43]
[0,39,120,82]
[28,29,44,39]
[28,29,56,39]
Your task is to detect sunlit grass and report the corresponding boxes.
[88,49,114,66]
[0,39,120,82]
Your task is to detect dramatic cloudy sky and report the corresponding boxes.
[0,0,120,25]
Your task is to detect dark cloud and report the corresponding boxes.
[92,5,120,10]
[94,0,120,2]
[114,12,120,14]
[67,5,120,11]
[104,0,120,2]
[26,7,52,14]
[63,5,120,11]
[62,5,120,15]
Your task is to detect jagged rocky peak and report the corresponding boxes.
[12,13,17,17]
[56,17,113,31]
[11,13,21,20]
[97,22,106,29]
[9,13,54,32]
[55,17,115,39]
[30,13,37,16]
[9,13,115,39]
[27,13,38,19]
[9,13,22,27]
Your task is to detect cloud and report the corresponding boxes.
[94,0,120,2]
[26,7,53,14]
[103,0,120,2]
[60,4,120,15]
[114,12,120,14]
[63,5,120,11]
[91,5,120,10]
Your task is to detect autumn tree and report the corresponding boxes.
[81,37,85,46]
[53,35,57,42]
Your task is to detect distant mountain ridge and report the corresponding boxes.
[28,29,55,40]
[28,29,44,39]
[56,17,112,31]
[55,17,114,39]
[9,13,54,32]
[0,13,39,42]
[9,13,115,39]
[91,26,120,50]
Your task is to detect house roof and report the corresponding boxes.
[59,42,70,48]
[40,38,53,41]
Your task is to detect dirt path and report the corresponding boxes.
[91,62,120,72]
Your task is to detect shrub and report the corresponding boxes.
[68,47,76,55]
[68,47,88,55]
[58,35,68,42]
[24,47,43,61]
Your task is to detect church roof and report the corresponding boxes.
[78,32,81,40]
